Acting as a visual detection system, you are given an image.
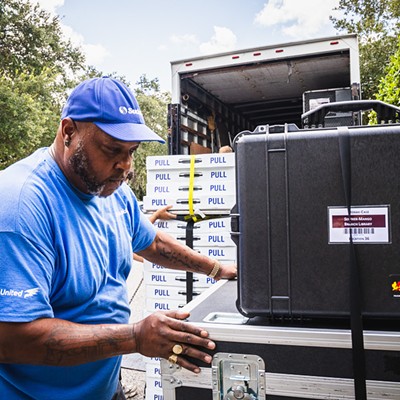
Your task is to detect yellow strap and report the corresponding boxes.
[188,155,197,222]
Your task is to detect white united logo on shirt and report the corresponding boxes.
[0,287,40,299]
[116,209,128,216]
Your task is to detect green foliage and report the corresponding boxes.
[0,0,85,83]
[0,69,60,168]
[332,0,400,35]
[331,0,400,99]
[375,37,400,106]
[368,36,400,124]
[0,0,86,169]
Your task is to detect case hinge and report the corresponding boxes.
[212,353,265,400]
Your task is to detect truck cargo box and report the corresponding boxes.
[169,34,360,155]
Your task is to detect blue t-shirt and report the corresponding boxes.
[0,148,156,399]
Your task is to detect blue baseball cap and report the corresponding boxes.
[61,77,165,143]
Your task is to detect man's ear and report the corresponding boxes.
[61,118,76,146]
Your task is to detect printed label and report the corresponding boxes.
[328,206,390,244]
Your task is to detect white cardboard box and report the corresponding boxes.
[145,284,206,301]
[146,153,235,170]
[173,232,235,247]
[146,297,187,312]
[143,269,217,288]
[189,217,232,233]
[145,376,163,400]
[150,219,189,233]
[146,166,235,185]
[143,194,235,213]
[146,180,235,198]
[194,245,236,260]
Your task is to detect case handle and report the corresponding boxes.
[302,99,400,127]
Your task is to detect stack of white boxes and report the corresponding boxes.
[143,153,236,400]
[143,153,236,214]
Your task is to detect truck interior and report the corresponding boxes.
[169,49,356,154]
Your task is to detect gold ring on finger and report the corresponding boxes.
[168,354,178,364]
[172,344,183,355]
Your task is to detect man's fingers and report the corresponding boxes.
[175,354,211,373]
[168,348,213,373]
[167,329,215,352]
[166,319,215,350]
[180,345,213,363]
[164,310,212,340]
[165,310,190,320]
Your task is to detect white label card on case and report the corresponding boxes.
[328,205,390,244]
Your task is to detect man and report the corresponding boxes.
[0,77,237,400]
[133,205,176,263]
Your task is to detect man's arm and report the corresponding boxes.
[0,310,214,373]
[137,230,237,280]
[147,205,176,224]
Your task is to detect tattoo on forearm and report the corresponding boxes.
[43,325,132,366]
[158,241,202,272]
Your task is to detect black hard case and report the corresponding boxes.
[231,124,400,319]
[161,280,400,400]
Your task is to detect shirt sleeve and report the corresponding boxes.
[0,231,54,322]
[132,212,157,253]
[127,190,156,253]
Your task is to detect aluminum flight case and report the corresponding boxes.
[231,121,400,320]
[161,280,400,400]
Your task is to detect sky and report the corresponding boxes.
[31,0,344,92]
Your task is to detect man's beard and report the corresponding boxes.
[69,141,106,196]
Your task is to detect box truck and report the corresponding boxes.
[168,34,360,155]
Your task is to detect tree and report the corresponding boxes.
[366,35,400,124]
[375,36,400,106]
[331,0,400,99]
[0,69,60,168]
[128,75,170,200]
[0,0,84,84]
[0,0,87,168]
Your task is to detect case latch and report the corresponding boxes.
[212,353,265,400]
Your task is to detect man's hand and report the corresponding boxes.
[133,310,214,373]
[149,205,176,223]
[216,263,237,281]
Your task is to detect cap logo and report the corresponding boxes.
[119,106,142,116]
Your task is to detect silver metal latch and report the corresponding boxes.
[212,353,265,400]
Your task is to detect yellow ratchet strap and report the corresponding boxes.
[188,155,198,222]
